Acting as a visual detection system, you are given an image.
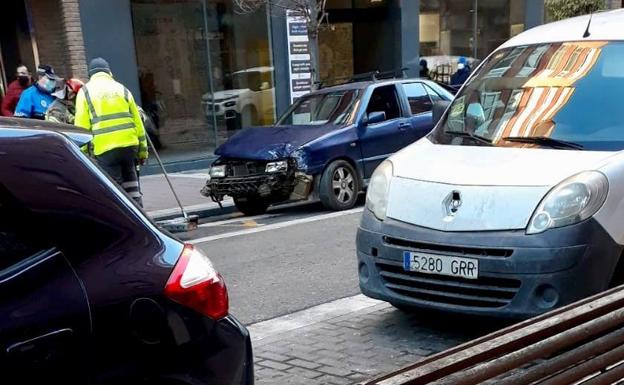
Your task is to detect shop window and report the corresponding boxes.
[419,0,526,83]
[131,0,276,161]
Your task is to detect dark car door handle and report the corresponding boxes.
[398,122,411,131]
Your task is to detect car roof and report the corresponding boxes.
[310,78,438,95]
[501,9,624,49]
[0,117,92,147]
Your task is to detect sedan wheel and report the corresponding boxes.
[332,167,355,204]
[319,160,359,211]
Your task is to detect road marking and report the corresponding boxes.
[243,219,258,228]
[169,173,210,179]
[142,173,209,180]
[189,207,364,244]
[147,200,232,219]
[248,294,386,343]
[197,213,275,228]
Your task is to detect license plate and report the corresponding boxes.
[403,251,478,280]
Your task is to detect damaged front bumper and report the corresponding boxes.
[201,158,314,203]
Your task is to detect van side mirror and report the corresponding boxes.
[432,100,451,126]
[363,111,386,126]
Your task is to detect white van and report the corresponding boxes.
[357,10,624,318]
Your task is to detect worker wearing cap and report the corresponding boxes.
[74,57,148,206]
[451,56,472,87]
[14,64,59,119]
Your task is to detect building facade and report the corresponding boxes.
[0,0,620,165]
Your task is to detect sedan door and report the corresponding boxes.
[0,202,90,384]
[400,82,436,140]
[358,84,413,178]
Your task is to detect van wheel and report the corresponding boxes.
[234,196,270,216]
[319,160,359,211]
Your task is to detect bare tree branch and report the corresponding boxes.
[234,0,328,85]
[234,0,328,35]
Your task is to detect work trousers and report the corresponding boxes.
[95,146,143,207]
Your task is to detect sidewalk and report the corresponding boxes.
[141,171,233,219]
[250,295,500,385]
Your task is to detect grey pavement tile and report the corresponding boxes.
[315,357,343,368]
[256,374,311,385]
[262,343,295,355]
[288,358,323,370]
[317,364,356,377]
[315,374,354,385]
[286,366,325,379]
[254,303,488,384]
[348,372,370,382]
[317,328,345,337]
[257,359,292,371]
[255,350,293,363]
[286,350,323,362]
[255,366,288,379]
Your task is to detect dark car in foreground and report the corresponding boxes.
[202,78,453,215]
[0,118,252,384]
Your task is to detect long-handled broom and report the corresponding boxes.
[145,134,199,233]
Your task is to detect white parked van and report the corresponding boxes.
[357,10,624,318]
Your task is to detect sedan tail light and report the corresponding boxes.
[165,244,229,320]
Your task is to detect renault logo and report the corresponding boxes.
[443,190,462,218]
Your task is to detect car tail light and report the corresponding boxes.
[164,244,229,319]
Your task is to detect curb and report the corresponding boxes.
[141,155,218,176]
[148,202,236,222]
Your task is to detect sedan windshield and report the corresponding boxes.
[430,41,624,151]
[277,90,359,126]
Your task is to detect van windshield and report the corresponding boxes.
[430,41,624,151]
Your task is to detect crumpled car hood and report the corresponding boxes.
[215,124,337,160]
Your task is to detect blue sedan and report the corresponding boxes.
[202,78,454,215]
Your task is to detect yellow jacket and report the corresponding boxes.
[75,72,148,158]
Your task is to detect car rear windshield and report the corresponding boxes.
[277,90,359,126]
[430,41,624,151]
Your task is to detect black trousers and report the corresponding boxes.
[95,146,143,207]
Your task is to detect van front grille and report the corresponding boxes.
[376,259,521,308]
[383,236,513,258]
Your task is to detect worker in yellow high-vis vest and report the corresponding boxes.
[75,58,148,206]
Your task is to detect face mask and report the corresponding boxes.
[52,87,67,99]
[457,63,465,70]
[18,76,29,86]
[42,78,56,93]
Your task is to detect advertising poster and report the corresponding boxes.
[286,11,312,103]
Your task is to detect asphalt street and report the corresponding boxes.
[181,200,365,325]
[173,198,509,384]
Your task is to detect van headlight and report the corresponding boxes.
[527,171,608,235]
[366,160,393,221]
